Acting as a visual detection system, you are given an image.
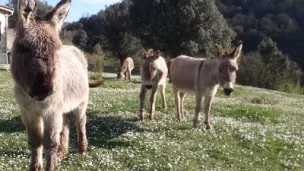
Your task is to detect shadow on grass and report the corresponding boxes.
[105,77,141,84]
[69,111,144,149]
[0,112,143,150]
[103,77,117,81]
[131,80,141,84]
[0,116,24,133]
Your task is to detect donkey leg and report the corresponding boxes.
[174,88,182,121]
[193,95,203,128]
[22,112,43,171]
[180,92,186,120]
[128,69,131,82]
[204,96,214,130]
[149,86,158,120]
[43,113,63,171]
[159,84,167,109]
[58,114,70,158]
[74,102,88,156]
[139,84,147,121]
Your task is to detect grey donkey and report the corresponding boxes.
[10,0,102,170]
[169,41,243,130]
[139,49,168,121]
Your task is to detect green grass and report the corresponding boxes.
[0,71,303,170]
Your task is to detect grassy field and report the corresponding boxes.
[0,70,303,171]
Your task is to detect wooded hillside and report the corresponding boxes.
[216,0,304,68]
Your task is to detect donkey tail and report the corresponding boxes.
[167,60,172,83]
[89,79,104,88]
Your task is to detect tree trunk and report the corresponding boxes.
[118,53,124,66]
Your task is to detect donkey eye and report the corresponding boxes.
[151,67,157,71]
[219,68,223,73]
[229,66,237,72]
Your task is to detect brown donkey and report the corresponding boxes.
[139,49,168,121]
[10,0,102,170]
[169,41,243,130]
[117,57,134,81]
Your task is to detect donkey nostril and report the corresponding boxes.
[146,85,152,89]
[47,91,53,96]
[28,92,34,98]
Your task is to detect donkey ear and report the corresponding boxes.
[229,41,243,59]
[143,52,148,59]
[214,44,226,57]
[147,49,154,56]
[214,44,222,53]
[153,50,161,59]
[44,0,71,32]
[18,0,37,27]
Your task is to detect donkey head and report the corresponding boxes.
[141,49,161,89]
[14,0,71,101]
[116,67,124,79]
[215,41,243,96]
[116,68,122,79]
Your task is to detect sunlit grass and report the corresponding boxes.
[0,70,303,170]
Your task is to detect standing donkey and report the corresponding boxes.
[10,0,102,170]
[117,57,134,81]
[139,49,168,121]
[169,41,243,130]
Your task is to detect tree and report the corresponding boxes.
[130,0,236,57]
[80,0,143,64]
[72,30,88,50]
[237,51,265,87]
[7,0,52,28]
[237,37,300,90]
[65,22,84,31]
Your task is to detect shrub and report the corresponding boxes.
[88,54,104,81]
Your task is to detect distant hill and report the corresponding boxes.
[216,0,304,69]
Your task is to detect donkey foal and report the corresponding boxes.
[139,49,168,121]
[169,41,243,130]
[10,0,102,170]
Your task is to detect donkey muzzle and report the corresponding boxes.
[28,84,54,101]
[223,88,233,96]
[29,90,53,101]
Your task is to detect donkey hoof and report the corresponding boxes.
[205,125,213,131]
[149,114,154,120]
[30,164,42,171]
[57,144,69,157]
[193,122,198,129]
[78,144,88,156]
[139,116,144,122]
[57,149,69,158]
